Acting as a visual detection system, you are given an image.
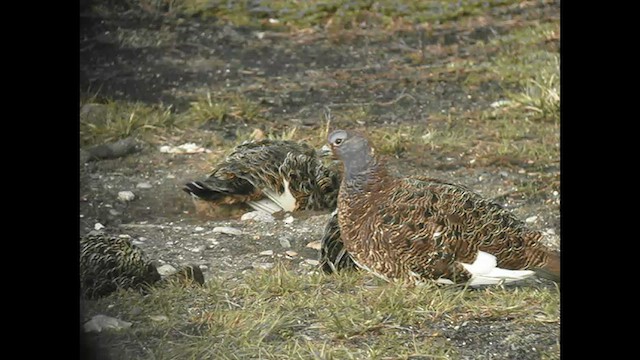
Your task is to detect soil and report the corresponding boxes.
[80,2,560,359]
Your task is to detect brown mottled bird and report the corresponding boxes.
[80,234,162,298]
[80,234,204,298]
[326,129,560,286]
[183,139,340,215]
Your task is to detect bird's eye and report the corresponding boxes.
[334,138,343,145]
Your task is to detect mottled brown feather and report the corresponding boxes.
[329,129,560,285]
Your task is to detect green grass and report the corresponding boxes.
[83,262,559,359]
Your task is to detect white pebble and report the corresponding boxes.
[259,250,274,256]
[241,211,275,223]
[194,226,205,232]
[157,264,177,276]
[199,265,208,270]
[285,250,298,257]
[525,216,538,223]
[303,259,320,266]
[279,237,291,248]
[283,215,294,224]
[117,191,135,202]
[252,262,274,270]
[306,241,321,250]
[136,182,153,189]
[212,227,243,236]
[94,223,105,230]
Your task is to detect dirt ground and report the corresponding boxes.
[80,1,560,359]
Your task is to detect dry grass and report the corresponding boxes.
[82,262,559,359]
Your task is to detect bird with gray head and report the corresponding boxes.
[183,139,341,216]
[326,129,560,286]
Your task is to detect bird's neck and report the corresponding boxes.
[343,153,389,192]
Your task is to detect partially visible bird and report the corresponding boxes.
[80,234,204,298]
[327,129,560,286]
[183,139,341,215]
[80,234,161,298]
[319,210,357,274]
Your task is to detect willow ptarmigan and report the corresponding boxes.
[80,234,204,298]
[183,139,340,215]
[326,129,560,286]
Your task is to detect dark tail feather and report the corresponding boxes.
[183,181,225,200]
[534,252,560,283]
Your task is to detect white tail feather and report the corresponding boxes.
[260,179,297,212]
[246,199,284,214]
[460,251,535,286]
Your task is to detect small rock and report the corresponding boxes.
[303,259,320,266]
[285,250,298,257]
[306,241,321,250]
[94,223,105,231]
[283,215,294,224]
[199,265,208,270]
[117,191,136,202]
[279,237,291,248]
[136,182,153,189]
[212,226,243,236]
[149,315,168,322]
[83,315,132,333]
[118,234,131,239]
[252,262,274,270]
[259,250,274,256]
[191,246,206,253]
[208,239,219,245]
[543,228,556,235]
[525,216,538,223]
[194,226,205,232]
[241,211,275,223]
[138,237,147,242]
[166,174,176,179]
[157,264,177,276]
[490,99,512,108]
[132,240,145,246]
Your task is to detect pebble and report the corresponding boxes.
[138,237,147,242]
[212,227,243,236]
[94,223,105,231]
[136,182,153,189]
[285,250,298,257]
[303,259,319,266]
[252,262,274,270]
[283,215,294,224]
[241,210,275,223]
[279,237,291,248]
[208,238,219,245]
[199,265,208,270]
[132,240,145,246]
[259,250,274,256]
[117,191,135,202]
[83,315,132,333]
[306,241,321,250]
[157,264,177,276]
[194,226,205,232]
[525,216,538,223]
[191,246,206,253]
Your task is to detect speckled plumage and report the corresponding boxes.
[327,129,560,285]
[184,139,340,214]
[319,210,358,273]
[80,234,161,298]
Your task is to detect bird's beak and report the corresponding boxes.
[319,144,333,157]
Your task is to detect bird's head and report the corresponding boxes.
[327,129,376,177]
